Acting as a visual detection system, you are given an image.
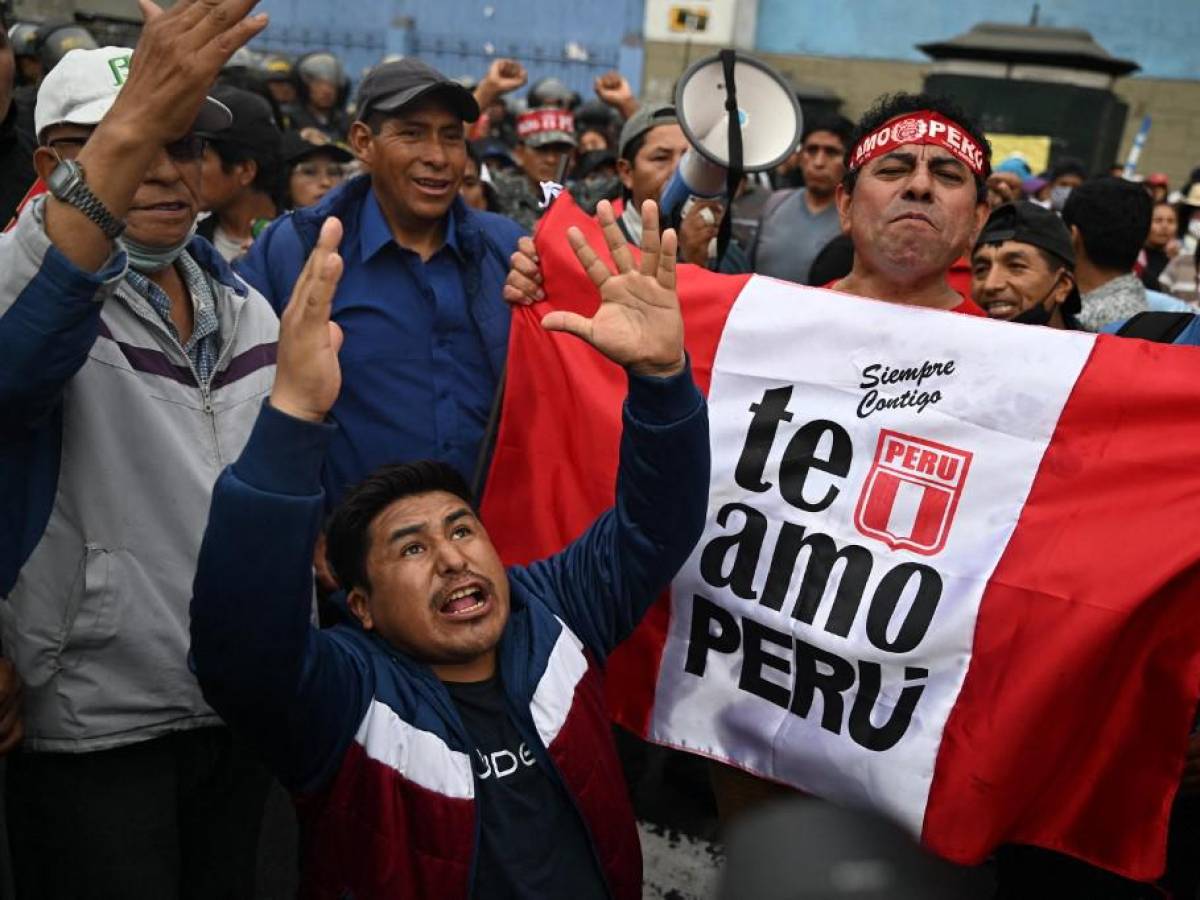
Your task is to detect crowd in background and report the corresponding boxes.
[5,19,1199,315]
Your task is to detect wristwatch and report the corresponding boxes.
[46,159,126,240]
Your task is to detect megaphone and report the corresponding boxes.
[660,50,803,220]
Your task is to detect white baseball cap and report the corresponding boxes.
[34,46,232,142]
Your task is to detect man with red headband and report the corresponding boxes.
[503,91,993,819]
[828,94,989,315]
[506,92,989,316]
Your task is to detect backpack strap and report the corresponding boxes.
[1115,311,1194,343]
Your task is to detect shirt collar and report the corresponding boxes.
[359,186,464,263]
[1083,272,1141,302]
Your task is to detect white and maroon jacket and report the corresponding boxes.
[191,364,710,898]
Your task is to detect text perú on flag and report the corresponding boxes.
[480,193,1200,881]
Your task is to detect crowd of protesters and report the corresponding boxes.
[1,1,1200,898]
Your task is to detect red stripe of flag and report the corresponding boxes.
[923,333,1200,878]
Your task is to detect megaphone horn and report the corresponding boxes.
[660,50,802,222]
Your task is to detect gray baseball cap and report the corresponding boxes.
[617,103,678,160]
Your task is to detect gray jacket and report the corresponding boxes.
[0,199,279,751]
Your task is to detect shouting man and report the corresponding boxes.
[191,200,708,899]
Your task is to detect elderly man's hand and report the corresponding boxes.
[271,218,346,422]
[541,199,684,378]
[43,0,269,271]
[0,659,24,755]
[107,0,269,146]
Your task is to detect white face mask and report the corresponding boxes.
[1049,185,1072,212]
[121,222,197,273]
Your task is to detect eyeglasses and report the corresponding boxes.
[45,133,206,162]
[164,134,207,161]
[292,163,347,180]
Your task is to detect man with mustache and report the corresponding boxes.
[504,91,992,819]
[970,200,1081,328]
[505,92,990,315]
[0,1,283,897]
[191,199,708,899]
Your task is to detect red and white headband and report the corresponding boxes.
[849,111,990,177]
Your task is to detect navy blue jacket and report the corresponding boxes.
[190,363,709,899]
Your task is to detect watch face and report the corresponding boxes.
[47,160,82,198]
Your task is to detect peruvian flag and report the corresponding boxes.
[480,193,1200,880]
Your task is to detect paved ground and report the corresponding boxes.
[639,821,723,900]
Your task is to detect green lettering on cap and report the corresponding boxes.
[108,54,132,86]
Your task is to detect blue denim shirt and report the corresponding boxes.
[237,177,523,509]
[320,190,499,504]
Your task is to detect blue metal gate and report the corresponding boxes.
[250,0,645,99]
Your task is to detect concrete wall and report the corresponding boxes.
[753,0,1200,81]
[1113,78,1200,186]
[643,41,1200,186]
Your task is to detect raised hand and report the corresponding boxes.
[593,71,638,118]
[270,218,346,423]
[475,58,528,111]
[43,0,269,270]
[485,59,528,95]
[541,199,685,378]
[114,0,269,145]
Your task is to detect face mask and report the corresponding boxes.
[121,221,197,273]
[1049,185,1072,211]
[1012,270,1064,326]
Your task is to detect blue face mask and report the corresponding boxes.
[121,221,197,273]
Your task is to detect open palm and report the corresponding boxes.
[541,199,686,378]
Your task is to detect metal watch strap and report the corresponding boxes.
[60,165,126,240]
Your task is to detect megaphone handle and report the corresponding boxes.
[716,49,743,269]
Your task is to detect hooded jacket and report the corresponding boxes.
[0,198,279,751]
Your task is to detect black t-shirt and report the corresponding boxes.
[445,676,609,900]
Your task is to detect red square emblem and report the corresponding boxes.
[853,430,973,556]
